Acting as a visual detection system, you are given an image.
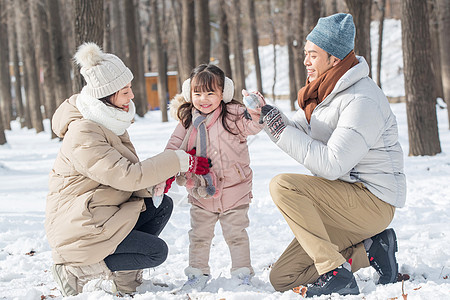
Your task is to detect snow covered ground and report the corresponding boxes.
[1,19,450,300]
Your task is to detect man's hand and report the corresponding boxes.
[260,105,287,140]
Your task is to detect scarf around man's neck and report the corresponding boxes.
[297,50,359,123]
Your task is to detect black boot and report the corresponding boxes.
[306,265,359,297]
[367,228,398,284]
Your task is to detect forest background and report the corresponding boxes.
[0,0,449,158]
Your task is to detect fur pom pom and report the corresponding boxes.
[169,93,188,121]
[74,42,104,68]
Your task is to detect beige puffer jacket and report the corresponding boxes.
[45,95,180,266]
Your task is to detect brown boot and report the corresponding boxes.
[113,269,144,295]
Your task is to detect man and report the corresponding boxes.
[259,13,406,297]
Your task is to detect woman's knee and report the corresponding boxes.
[151,239,168,266]
[161,195,173,214]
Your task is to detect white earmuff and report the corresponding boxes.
[181,76,234,103]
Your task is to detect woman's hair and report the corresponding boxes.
[177,64,244,135]
[98,92,120,110]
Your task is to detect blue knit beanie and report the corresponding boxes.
[306,13,355,60]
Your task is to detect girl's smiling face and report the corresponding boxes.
[191,80,223,115]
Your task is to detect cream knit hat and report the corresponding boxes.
[74,42,133,99]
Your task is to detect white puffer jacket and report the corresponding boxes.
[275,56,406,207]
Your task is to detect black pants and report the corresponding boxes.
[104,195,173,271]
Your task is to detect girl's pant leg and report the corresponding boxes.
[188,204,218,275]
[104,195,173,272]
[219,204,254,275]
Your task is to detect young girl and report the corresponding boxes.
[161,64,264,291]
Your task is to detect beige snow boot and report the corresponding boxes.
[52,261,116,296]
[113,269,144,295]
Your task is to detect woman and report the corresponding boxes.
[45,42,210,296]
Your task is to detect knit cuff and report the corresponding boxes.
[175,150,190,172]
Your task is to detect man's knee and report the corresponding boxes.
[269,265,293,292]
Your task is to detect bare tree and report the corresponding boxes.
[217,0,232,78]
[16,0,44,133]
[293,0,306,91]
[230,0,246,100]
[72,0,104,93]
[104,0,112,52]
[437,0,450,128]
[7,0,25,128]
[304,0,321,34]
[47,0,73,106]
[31,0,57,137]
[0,0,12,129]
[125,0,148,117]
[111,0,126,59]
[0,111,5,144]
[195,0,210,65]
[428,0,443,100]
[401,0,441,156]
[266,0,277,101]
[181,0,195,81]
[322,0,338,15]
[151,0,169,122]
[248,0,263,94]
[375,0,386,88]
[285,0,297,110]
[345,0,372,76]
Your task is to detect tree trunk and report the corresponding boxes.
[231,0,246,101]
[0,117,5,144]
[72,0,104,94]
[303,0,321,34]
[31,0,57,138]
[111,0,126,59]
[345,0,372,76]
[376,0,386,88]
[170,0,183,89]
[151,0,169,122]
[181,0,195,81]
[402,0,441,156]
[248,0,263,94]
[266,0,277,101]
[195,0,210,65]
[437,0,450,128]
[285,0,297,110]
[0,0,12,129]
[47,0,73,106]
[104,0,112,52]
[7,0,25,128]
[125,0,148,117]
[218,0,232,78]
[323,0,338,15]
[0,106,6,144]
[293,0,306,91]
[16,0,44,133]
[428,0,443,100]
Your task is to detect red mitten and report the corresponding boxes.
[187,154,211,175]
[186,148,196,156]
[164,176,175,193]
